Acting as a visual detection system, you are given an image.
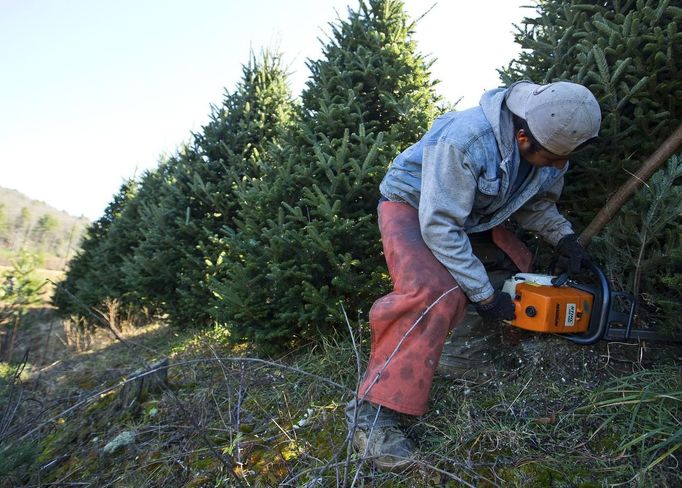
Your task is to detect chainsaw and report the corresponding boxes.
[501,263,660,344]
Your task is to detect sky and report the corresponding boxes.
[0,0,535,220]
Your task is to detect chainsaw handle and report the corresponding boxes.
[565,262,611,345]
[551,273,569,287]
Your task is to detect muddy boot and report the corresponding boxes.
[437,305,501,381]
[346,399,416,471]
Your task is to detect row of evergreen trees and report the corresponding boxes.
[54,0,439,348]
[54,0,682,346]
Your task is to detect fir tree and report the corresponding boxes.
[52,179,138,316]
[500,0,682,331]
[500,0,682,226]
[54,166,169,321]
[208,0,440,348]
[124,52,295,328]
[117,162,176,315]
[591,153,682,333]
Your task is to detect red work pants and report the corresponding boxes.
[358,201,531,416]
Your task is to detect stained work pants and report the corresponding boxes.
[358,201,531,416]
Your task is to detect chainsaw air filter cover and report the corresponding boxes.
[502,273,594,333]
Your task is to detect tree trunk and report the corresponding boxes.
[580,123,682,246]
[0,318,19,362]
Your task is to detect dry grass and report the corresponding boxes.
[0,309,680,487]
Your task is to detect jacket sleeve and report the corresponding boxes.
[419,141,495,302]
[512,174,574,246]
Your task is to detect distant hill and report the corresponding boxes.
[0,186,90,270]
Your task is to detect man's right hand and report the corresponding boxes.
[555,234,591,275]
[475,291,516,322]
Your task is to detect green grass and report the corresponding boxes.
[0,313,680,487]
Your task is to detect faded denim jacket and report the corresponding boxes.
[379,88,574,302]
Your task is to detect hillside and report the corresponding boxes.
[0,186,89,270]
[0,308,680,486]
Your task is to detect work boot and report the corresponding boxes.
[437,305,501,381]
[346,399,416,471]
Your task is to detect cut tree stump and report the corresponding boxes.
[118,358,169,409]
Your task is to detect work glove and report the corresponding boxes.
[475,291,516,322]
[555,234,591,275]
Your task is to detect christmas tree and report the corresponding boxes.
[208,0,440,348]
[500,0,681,226]
[500,0,681,332]
[122,52,295,328]
[53,178,139,316]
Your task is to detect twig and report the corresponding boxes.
[0,349,29,442]
[209,345,235,450]
[414,2,437,24]
[282,454,483,488]
[359,285,459,402]
[235,362,246,467]
[507,377,533,414]
[341,302,362,487]
[179,357,351,392]
[159,380,245,485]
[48,279,158,355]
[351,404,382,487]
[14,355,348,443]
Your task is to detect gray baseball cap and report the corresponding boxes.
[505,81,601,156]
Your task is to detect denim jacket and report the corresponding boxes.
[379,88,574,302]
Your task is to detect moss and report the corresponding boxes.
[185,475,211,488]
[187,448,224,473]
[494,459,603,488]
[590,431,622,455]
[84,390,117,416]
[0,440,39,478]
[37,423,77,464]
[138,450,165,474]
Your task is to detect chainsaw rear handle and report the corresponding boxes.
[563,262,611,345]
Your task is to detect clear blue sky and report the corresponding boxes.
[0,0,534,219]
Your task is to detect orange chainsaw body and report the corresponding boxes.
[506,279,594,333]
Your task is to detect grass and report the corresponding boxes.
[578,369,681,481]
[0,311,680,487]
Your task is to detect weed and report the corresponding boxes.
[0,308,680,486]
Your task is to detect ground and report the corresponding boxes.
[0,308,680,487]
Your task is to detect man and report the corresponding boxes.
[346,80,601,471]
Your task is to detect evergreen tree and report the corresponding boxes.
[500,0,682,226]
[31,214,58,246]
[209,0,440,348]
[195,51,296,221]
[591,154,682,333]
[121,153,195,321]
[1,251,44,360]
[13,208,31,249]
[123,52,295,328]
[53,180,138,316]
[500,0,681,331]
[54,167,168,321]
[115,162,177,315]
